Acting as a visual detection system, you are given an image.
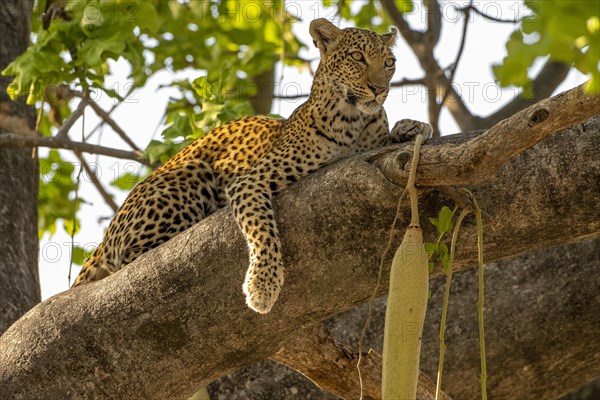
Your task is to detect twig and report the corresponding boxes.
[68,109,86,287]
[85,102,120,141]
[0,132,150,166]
[460,4,520,24]
[55,99,87,139]
[67,160,83,287]
[273,93,310,100]
[75,93,142,152]
[85,84,138,141]
[76,153,119,213]
[391,77,427,87]
[440,3,473,107]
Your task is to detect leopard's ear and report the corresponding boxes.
[309,18,342,56]
[382,27,398,47]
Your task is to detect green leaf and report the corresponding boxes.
[424,242,438,257]
[429,206,454,235]
[136,1,160,33]
[110,172,145,191]
[162,113,194,140]
[229,28,257,45]
[71,245,94,266]
[78,34,126,66]
[144,139,188,165]
[63,218,80,236]
[395,0,414,13]
[495,0,600,91]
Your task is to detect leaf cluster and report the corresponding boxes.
[424,206,456,272]
[332,0,413,33]
[38,150,85,238]
[494,0,600,92]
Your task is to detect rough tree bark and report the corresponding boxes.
[0,0,40,335]
[0,82,598,398]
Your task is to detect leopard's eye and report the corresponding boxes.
[385,58,396,68]
[349,51,365,63]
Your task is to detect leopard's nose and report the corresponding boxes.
[368,83,387,96]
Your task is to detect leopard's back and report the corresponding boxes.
[73,116,284,286]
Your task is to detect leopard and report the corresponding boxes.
[72,18,432,314]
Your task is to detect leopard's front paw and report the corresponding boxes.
[243,262,284,314]
[391,119,433,143]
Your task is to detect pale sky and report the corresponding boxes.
[38,1,587,300]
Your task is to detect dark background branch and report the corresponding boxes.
[380,0,574,133]
[478,60,572,127]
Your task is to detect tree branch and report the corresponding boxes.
[381,1,573,133]
[85,100,123,141]
[272,324,452,400]
[478,60,572,128]
[373,83,599,186]
[382,0,449,136]
[424,0,442,48]
[77,94,142,153]
[55,99,87,139]
[439,3,472,108]
[76,153,119,213]
[0,132,150,165]
[1,87,599,399]
[379,0,424,54]
[391,77,427,87]
[273,93,310,100]
[460,4,521,23]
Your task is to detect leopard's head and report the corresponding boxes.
[310,18,397,115]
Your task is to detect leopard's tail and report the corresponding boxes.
[71,243,113,287]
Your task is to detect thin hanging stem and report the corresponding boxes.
[435,208,470,400]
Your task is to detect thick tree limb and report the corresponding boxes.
[0,84,598,398]
[373,83,599,186]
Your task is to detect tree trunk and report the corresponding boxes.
[0,105,598,399]
[0,0,39,335]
